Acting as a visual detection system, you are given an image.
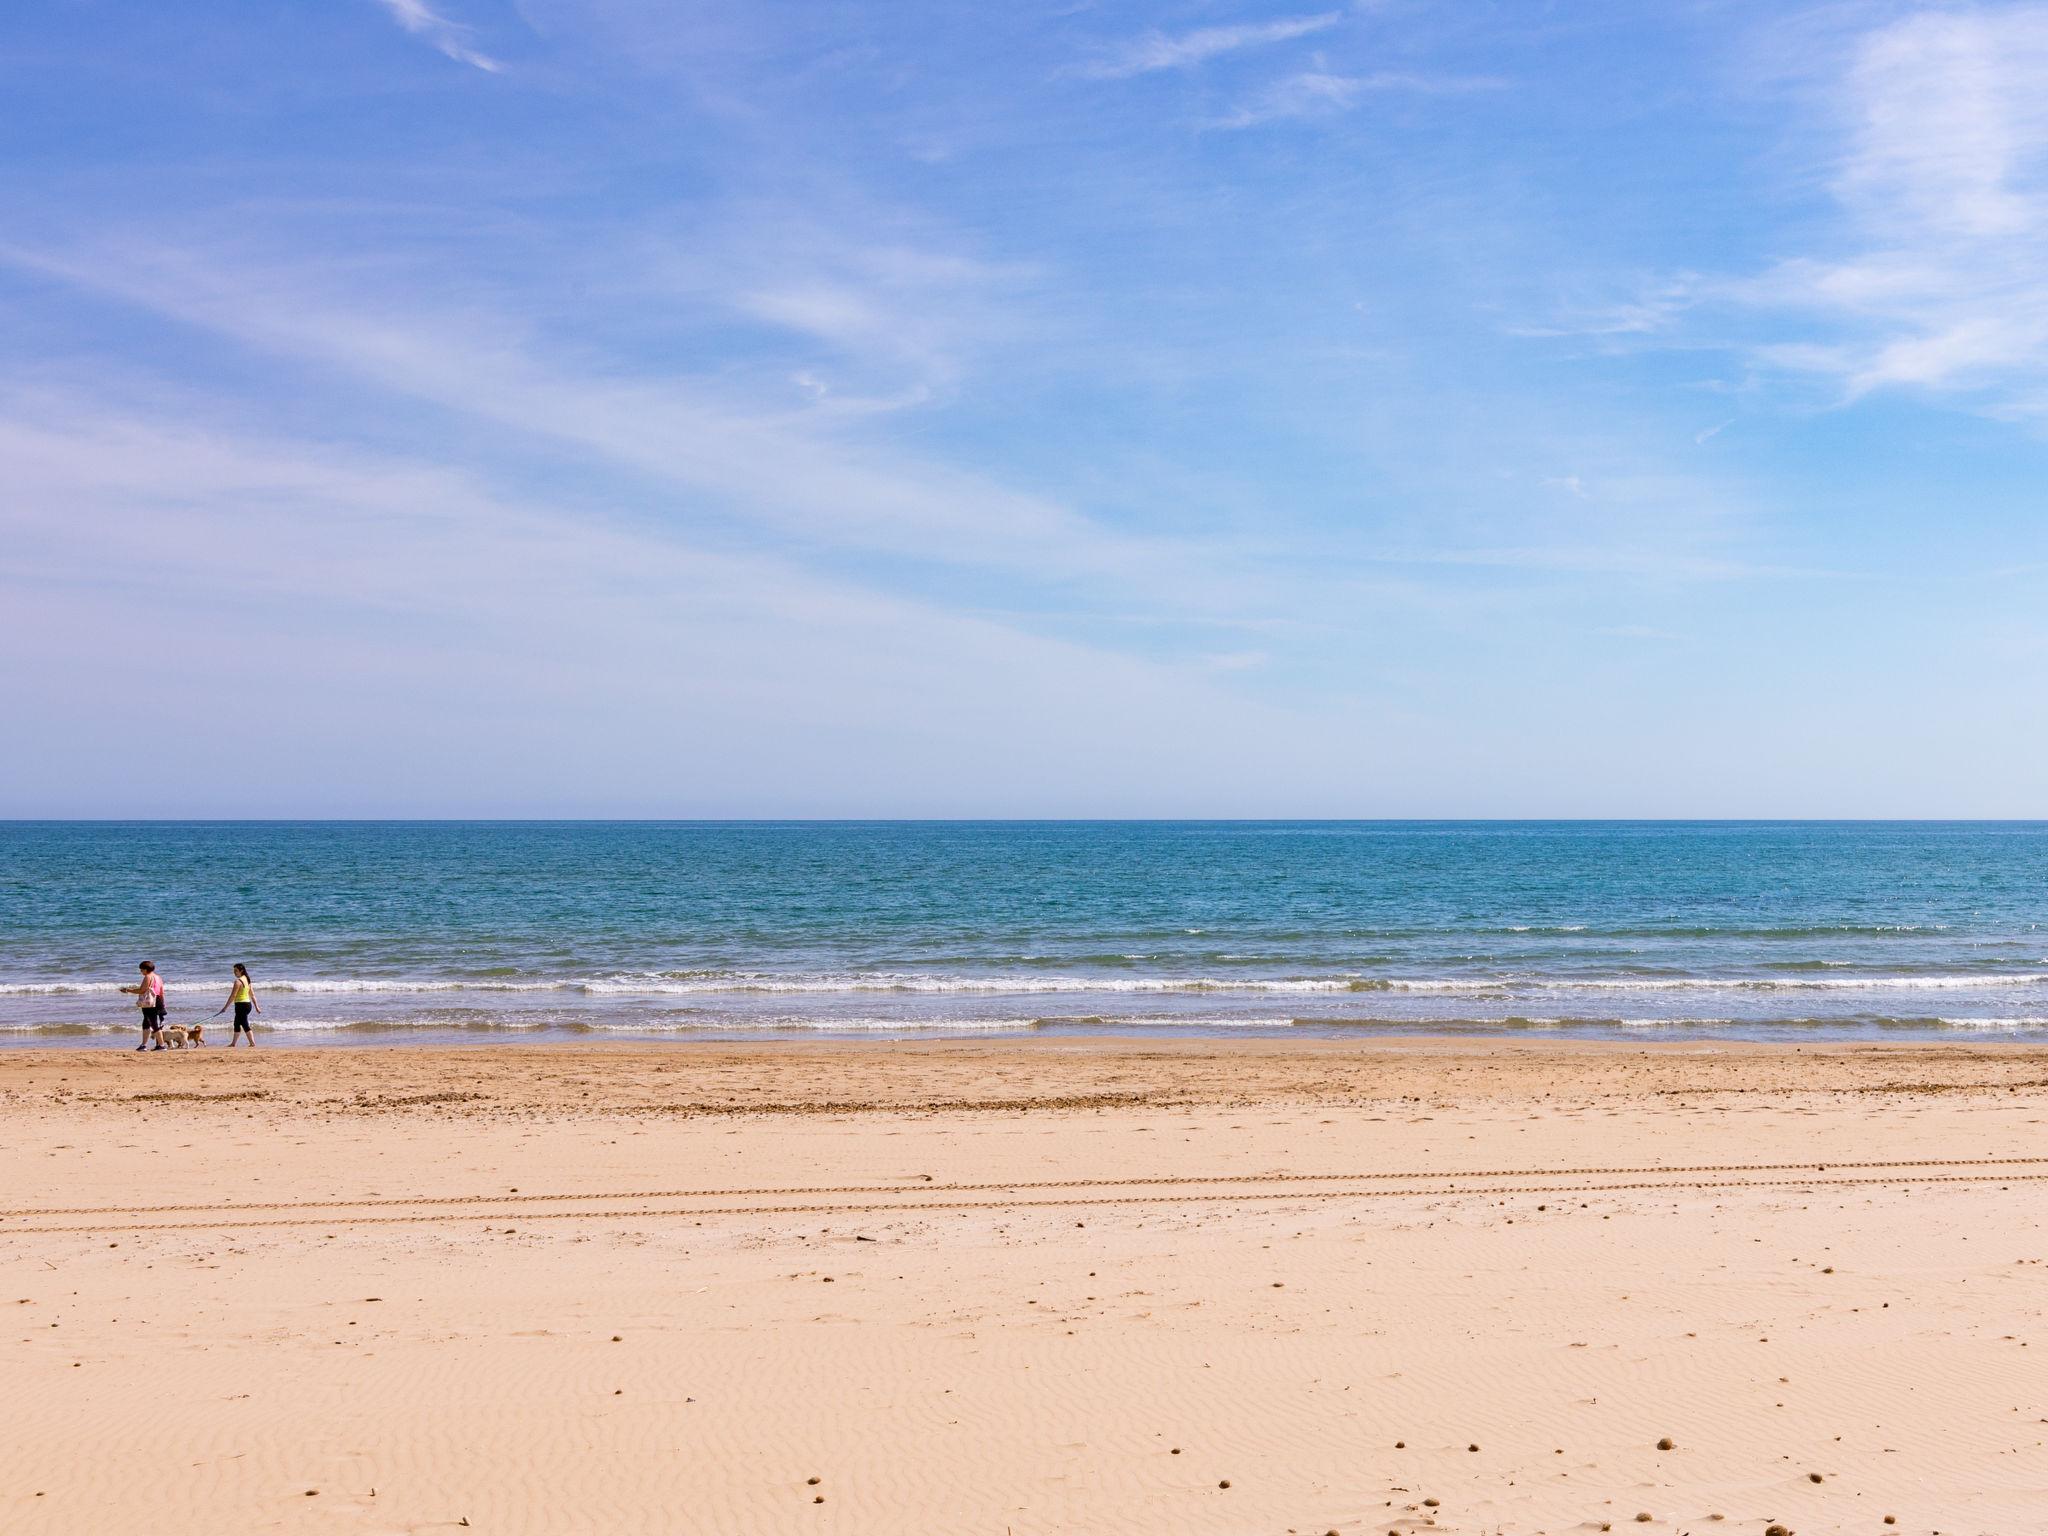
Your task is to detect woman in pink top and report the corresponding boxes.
[120,961,166,1050]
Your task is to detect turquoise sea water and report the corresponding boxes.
[2,821,2046,1044]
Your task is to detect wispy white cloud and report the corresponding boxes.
[1732,7,2048,406]
[0,388,1397,815]
[1212,68,1501,129]
[0,239,1277,619]
[1076,12,1339,80]
[729,240,1032,401]
[373,0,502,73]
[617,202,1047,412]
[1554,7,2048,422]
[1507,280,1698,340]
[1368,545,1814,582]
[1835,7,2048,241]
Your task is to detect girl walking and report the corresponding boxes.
[217,963,260,1045]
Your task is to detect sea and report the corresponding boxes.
[2,821,2045,1045]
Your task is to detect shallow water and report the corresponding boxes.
[4,820,2046,1044]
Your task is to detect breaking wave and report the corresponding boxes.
[7,969,2048,998]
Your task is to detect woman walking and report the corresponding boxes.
[217,963,260,1045]
[120,960,166,1050]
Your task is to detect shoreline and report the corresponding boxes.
[12,1012,2048,1048]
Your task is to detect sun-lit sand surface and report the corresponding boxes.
[5,1039,2046,1534]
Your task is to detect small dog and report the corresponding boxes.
[159,1024,199,1048]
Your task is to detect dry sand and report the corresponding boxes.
[4,1038,2046,1534]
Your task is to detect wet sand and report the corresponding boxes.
[4,1039,2046,1533]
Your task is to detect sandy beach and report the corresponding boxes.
[4,1038,2046,1534]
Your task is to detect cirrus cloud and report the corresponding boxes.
[1075,12,1339,80]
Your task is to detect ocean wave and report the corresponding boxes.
[245,1014,1052,1034]
[7,969,2048,998]
[1287,1014,2048,1031]
[6,1013,2048,1039]
[1597,923,1958,939]
[1546,973,2048,992]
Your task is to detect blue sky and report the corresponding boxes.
[3,0,2046,815]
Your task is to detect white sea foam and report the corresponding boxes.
[201,1014,1051,1033]
[578,1015,1047,1032]
[1918,1016,2048,1030]
[6,970,2048,998]
[7,1014,2048,1038]
[1548,973,2048,992]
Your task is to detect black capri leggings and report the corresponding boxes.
[233,1002,253,1030]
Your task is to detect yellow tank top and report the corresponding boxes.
[231,977,251,1004]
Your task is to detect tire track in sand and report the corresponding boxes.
[4,1156,2046,1234]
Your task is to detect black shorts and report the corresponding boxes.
[233,1003,252,1030]
[141,1008,164,1029]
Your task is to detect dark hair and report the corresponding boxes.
[233,963,249,977]
[139,961,154,972]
